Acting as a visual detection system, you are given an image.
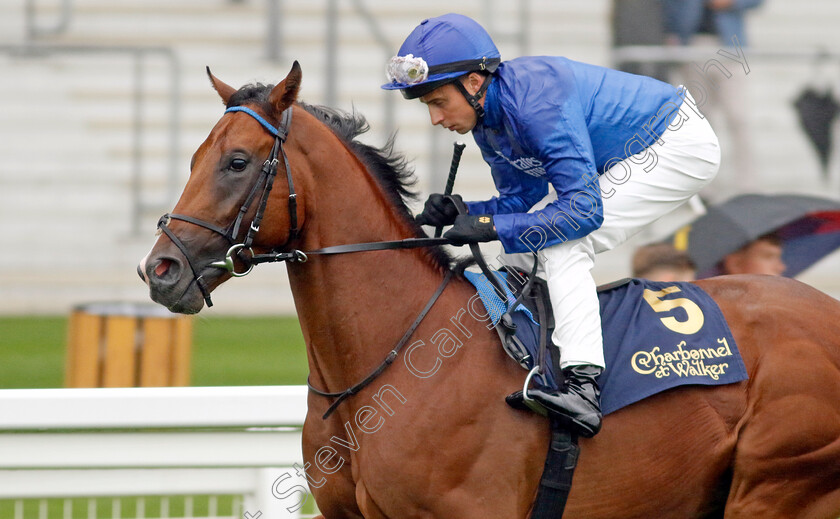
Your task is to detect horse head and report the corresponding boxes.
[139,62,304,314]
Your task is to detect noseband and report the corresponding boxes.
[156,106,298,307]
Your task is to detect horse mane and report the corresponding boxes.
[226,83,453,271]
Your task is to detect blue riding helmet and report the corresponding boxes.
[382,13,501,102]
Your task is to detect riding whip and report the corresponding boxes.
[435,141,467,238]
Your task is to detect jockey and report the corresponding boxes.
[382,13,720,437]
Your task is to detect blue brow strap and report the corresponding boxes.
[224,106,280,137]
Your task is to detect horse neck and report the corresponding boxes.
[286,130,449,392]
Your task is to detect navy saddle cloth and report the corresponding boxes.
[465,273,749,415]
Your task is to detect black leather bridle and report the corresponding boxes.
[156,106,298,307]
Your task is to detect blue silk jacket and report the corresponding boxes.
[465,56,684,253]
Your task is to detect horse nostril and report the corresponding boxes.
[150,257,182,285]
[155,258,172,278]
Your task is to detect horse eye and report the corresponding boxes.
[230,158,248,171]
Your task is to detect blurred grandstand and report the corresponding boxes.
[2,0,840,314]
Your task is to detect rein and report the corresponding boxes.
[310,270,454,419]
[240,236,452,265]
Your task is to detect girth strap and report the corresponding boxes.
[530,425,580,519]
[308,269,454,419]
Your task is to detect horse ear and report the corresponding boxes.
[268,61,302,113]
[206,66,237,106]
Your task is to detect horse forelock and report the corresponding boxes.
[226,82,274,110]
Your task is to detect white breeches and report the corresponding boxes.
[507,90,720,369]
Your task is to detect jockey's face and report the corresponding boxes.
[419,73,486,134]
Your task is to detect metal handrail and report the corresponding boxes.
[0,43,181,235]
[612,44,840,65]
[24,0,74,41]
[483,0,531,56]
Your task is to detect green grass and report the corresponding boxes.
[0,493,319,519]
[0,495,240,519]
[191,315,309,386]
[0,315,309,389]
[0,316,67,388]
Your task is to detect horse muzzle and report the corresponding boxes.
[142,249,212,315]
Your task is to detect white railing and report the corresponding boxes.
[0,386,316,519]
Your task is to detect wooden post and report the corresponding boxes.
[65,303,193,388]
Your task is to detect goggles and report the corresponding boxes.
[386,54,430,85]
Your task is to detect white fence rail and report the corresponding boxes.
[0,386,316,519]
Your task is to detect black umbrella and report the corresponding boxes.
[793,87,840,179]
[668,194,840,278]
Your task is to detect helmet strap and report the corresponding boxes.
[454,73,493,119]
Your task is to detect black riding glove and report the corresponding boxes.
[444,214,498,245]
[415,194,462,227]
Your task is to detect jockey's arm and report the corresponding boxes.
[481,78,605,254]
[464,163,548,216]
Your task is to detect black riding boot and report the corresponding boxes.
[507,364,603,438]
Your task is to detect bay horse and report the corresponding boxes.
[140,63,840,518]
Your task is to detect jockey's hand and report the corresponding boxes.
[444,214,498,245]
[415,194,461,227]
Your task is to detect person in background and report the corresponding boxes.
[663,0,764,48]
[632,243,697,281]
[719,233,786,275]
[663,0,764,198]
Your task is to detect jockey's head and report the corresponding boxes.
[382,13,500,134]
